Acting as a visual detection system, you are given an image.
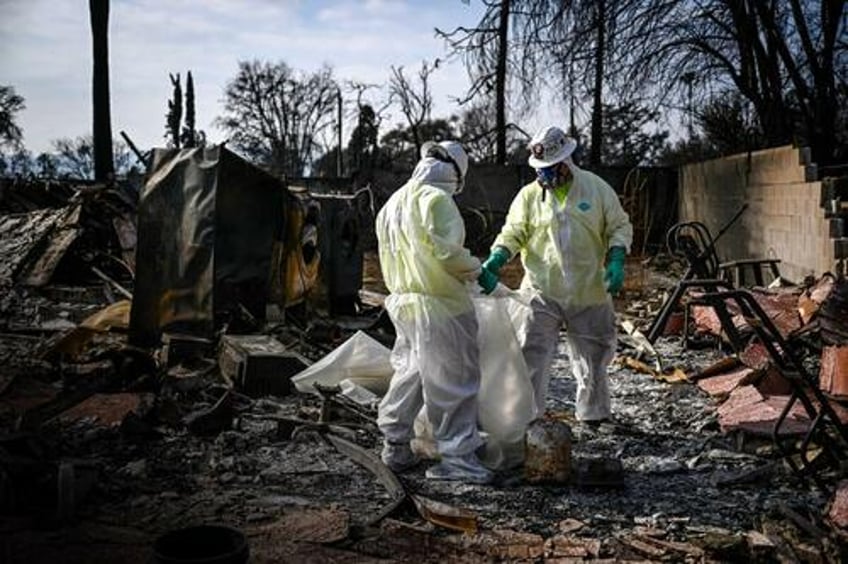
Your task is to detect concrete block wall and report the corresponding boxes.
[679,145,834,283]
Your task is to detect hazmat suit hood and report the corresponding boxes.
[410,141,468,195]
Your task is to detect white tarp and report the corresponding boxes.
[291,330,393,396]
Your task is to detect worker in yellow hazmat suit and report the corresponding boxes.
[478,126,633,422]
[376,140,493,484]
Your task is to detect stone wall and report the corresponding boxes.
[678,145,843,283]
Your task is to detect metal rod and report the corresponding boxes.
[120,130,147,168]
[91,266,133,300]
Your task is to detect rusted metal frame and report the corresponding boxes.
[651,208,756,343]
[708,291,827,474]
[771,391,832,488]
[702,290,747,353]
[647,276,692,343]
[720,258,782,287]
[648,278,739,347]
[735,290,848,440]
[704,289,848,487]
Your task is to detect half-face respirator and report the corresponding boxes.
[536,164,559,191]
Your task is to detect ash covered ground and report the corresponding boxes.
[1,265,845,563]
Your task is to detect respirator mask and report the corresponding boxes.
[537,165,560,191]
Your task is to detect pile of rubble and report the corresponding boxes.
[2,161,847,562]
[0,252,846,562]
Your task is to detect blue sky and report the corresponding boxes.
[1,0,568,155]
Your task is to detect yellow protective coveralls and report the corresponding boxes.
[376,152,491,482]
[493,160,633,420]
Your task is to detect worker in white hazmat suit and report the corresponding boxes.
[478,126,633,422]
[376,140,493,484]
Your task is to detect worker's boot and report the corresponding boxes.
[381,441,419,473]
[425,452,493,484]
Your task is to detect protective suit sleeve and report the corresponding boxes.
[601,183,633,252]
[425,192,481,282]
[604,246,626,294]
[492,186,532,255]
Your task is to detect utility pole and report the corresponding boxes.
[89,0,114,182]
[336,89,343,177]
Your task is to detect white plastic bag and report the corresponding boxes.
[291,330,393,395]
[474,293,538,469]
[411,292,538,470]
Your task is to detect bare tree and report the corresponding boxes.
[309,80,392,179]
[52,134,135,179]
[379,118,459,171]
[438,0,562,164]
[217,60,338,177]
[345,80,392,135]
[387,61,437,155]
[438,0,647,165]
[457,100,499,163]
[35,152,59,178]
[628,0,846,163]
[89,0,114,181]
[456,98,528,164]
[0,85,25,149]
[542,0,675,165]
[53,136,96,179]
[600,102,669,166]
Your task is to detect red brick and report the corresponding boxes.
[697,367,756,397]
[820,346,848,398]
[826,480,848,533]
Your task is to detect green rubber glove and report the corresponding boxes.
[481,246,511,275]
[604,246,627,294]
[477,266,498,294]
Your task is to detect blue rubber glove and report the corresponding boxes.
[481,246,511,275]
[477,266,498,294]
[604,246,627,294]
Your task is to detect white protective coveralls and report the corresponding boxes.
[375,142,492,482]
[493,160,633,421]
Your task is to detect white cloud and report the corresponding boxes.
[1,0,493,155]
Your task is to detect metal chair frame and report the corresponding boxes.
[699,289,848,488]
[647,219,781,348]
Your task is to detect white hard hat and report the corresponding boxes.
[527,126,577,169]
[421,140,468,178]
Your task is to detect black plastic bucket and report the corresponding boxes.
[152,525,249,564]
